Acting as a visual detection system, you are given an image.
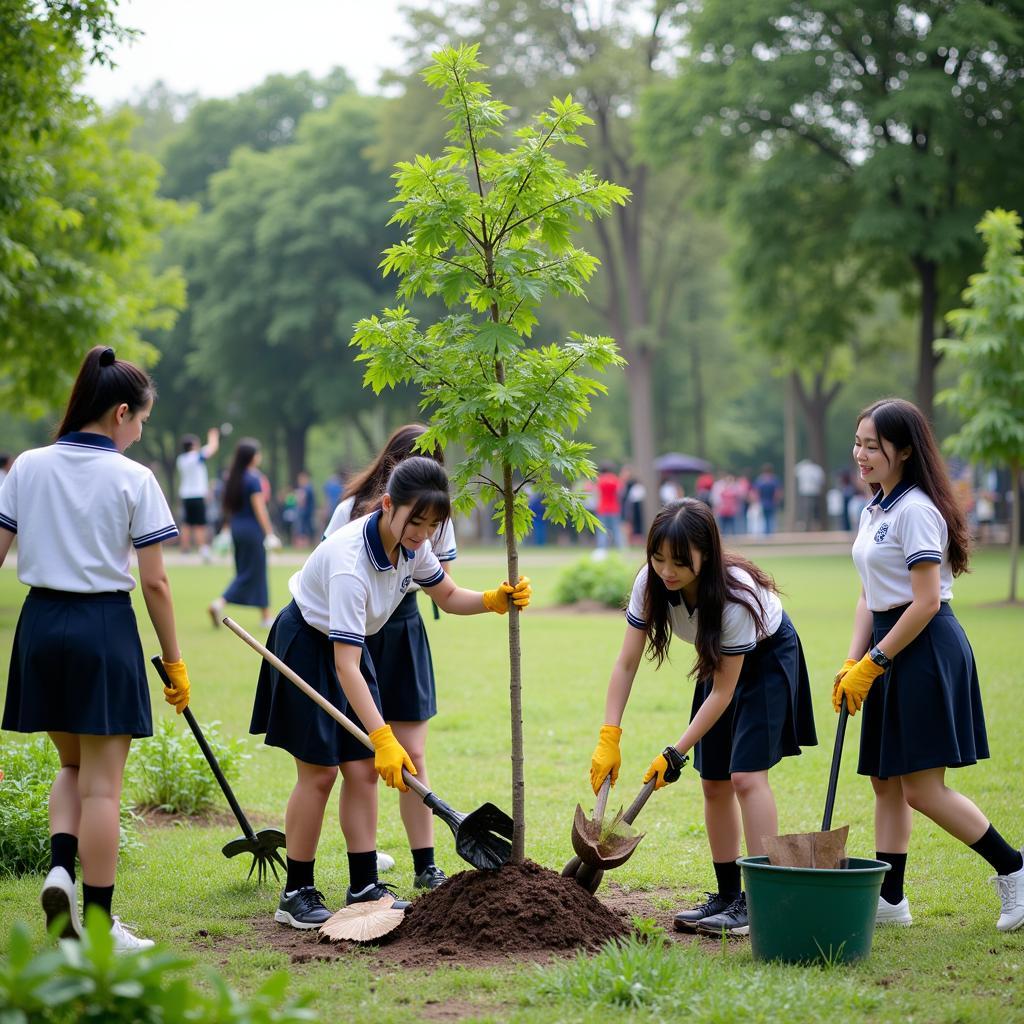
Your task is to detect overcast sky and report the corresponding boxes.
[83,0,428,105]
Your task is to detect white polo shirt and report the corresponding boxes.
[291,508,446,646]
[176,449,209,500]
[324,496,457,591]
[625,564,783,655]
[0,432,179,593]
[852,481,952,611]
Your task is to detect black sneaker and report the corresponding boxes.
[345,881,411,911]
[413,864,447,890]
[673,891,734,933]
[696,892,749,936]
[274,886,333,930]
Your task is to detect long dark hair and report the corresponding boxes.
[345,423,443,517]
[222,439,261,517]
[858,398,970,575]
[642,499,777,680]
[56,346,155,438]
[385,456,451,546]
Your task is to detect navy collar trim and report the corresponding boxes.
[869,480,916,512]
[56,431,118,452]
[362,509,414,572]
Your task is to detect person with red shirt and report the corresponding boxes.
[596,462,624,550]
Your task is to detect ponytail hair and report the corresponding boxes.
[345,423,443,517]
[222,438,261,517]
[858,397,970,575]
[642,499,776,680]
[56,346,155,439]
[385,456,451,534]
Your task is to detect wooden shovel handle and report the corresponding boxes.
[622,778,657,826]
[594,776,611,822]
[224,616,430,801]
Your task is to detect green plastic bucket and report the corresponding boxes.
[738,856,890,964]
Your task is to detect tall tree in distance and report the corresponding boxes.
[645,0,1024,418]
[941,208,1024,603]
[353,46,627,861]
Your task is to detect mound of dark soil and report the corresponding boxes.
[388,859,629,957]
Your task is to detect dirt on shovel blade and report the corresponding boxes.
[391,860,630,956]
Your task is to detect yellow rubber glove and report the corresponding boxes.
[481,576,532,614]
[589,725,622,794]
[831,658,858,714]
[835,654,885,716]
[160,658,191,715]
[642,746,689,790]
[369,724,416,792]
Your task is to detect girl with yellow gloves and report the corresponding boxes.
[589,499,816,936]
[836,398,1023,932]
[249,456,530,929]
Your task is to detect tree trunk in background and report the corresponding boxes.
[690,293,707,459]
[784,375,798,532]
[284,423,309,490]
[794,371,841,530]
[1010,462,1021,604]
[625,348,657,522]
[915,257,940,420]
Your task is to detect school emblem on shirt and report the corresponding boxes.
[873,522,890,543]
[400,575,412,593]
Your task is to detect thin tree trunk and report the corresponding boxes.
[915,257,940,420]
[1010,462,1021,604]
[502,461,525,863]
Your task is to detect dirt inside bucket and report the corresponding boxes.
[388,859,630,958]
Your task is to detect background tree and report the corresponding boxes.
[0,1,184,411]
[645,0,1024,419]
[940,208,1024,602]
[352,46,627,861]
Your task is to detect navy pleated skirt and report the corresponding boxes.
[365,591,437,722]
[249,600,380,765]
[3,588,152,737]
[858,603,988,780]
[223,518,268,608]
[690,612,817,780]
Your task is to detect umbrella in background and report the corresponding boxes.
[654,452,712,474]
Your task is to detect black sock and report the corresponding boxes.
[50,833,78,882]
[713,859,741,898]
[285,857,315,893]
[970,825,1024,876]
[412,847,435,875]
[876,851,907,905]
[82,883,114,919]
[347,851,378,893]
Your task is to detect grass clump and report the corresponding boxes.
[554,555,636,609]
[0,737,139,877]
[127,718,249,816]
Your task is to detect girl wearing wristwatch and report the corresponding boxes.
[835,398,1023,933]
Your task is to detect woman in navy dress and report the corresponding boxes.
[209,439,280,628]
[590,499,816,936]
[835,398,1023,932]
[0,346,192,951]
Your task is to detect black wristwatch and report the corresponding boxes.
[661,746,689,784]
[868,645,892,670]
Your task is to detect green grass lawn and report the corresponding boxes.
[1,546,1022,1022]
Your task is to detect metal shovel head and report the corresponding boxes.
[453,802,514,870]
[570,802,646,869]
[222,828,287,883]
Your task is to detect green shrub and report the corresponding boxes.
[0,738,139,878]
[0,910,315,1023]
[554,554,637,608]
[126,719,249,816]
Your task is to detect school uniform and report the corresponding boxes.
[852,480,988,780]
[250,509,446,765]
[222,469,268,607]
[176,449,210,526]
[626,565,816,780]
[0,432,179,737]
[324,497,457,722]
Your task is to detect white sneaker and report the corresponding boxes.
[41,867,81,939]
[110,916,155,952]
[376,851,396,873]
[993,853,1024,932]
[876,895,913,926]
